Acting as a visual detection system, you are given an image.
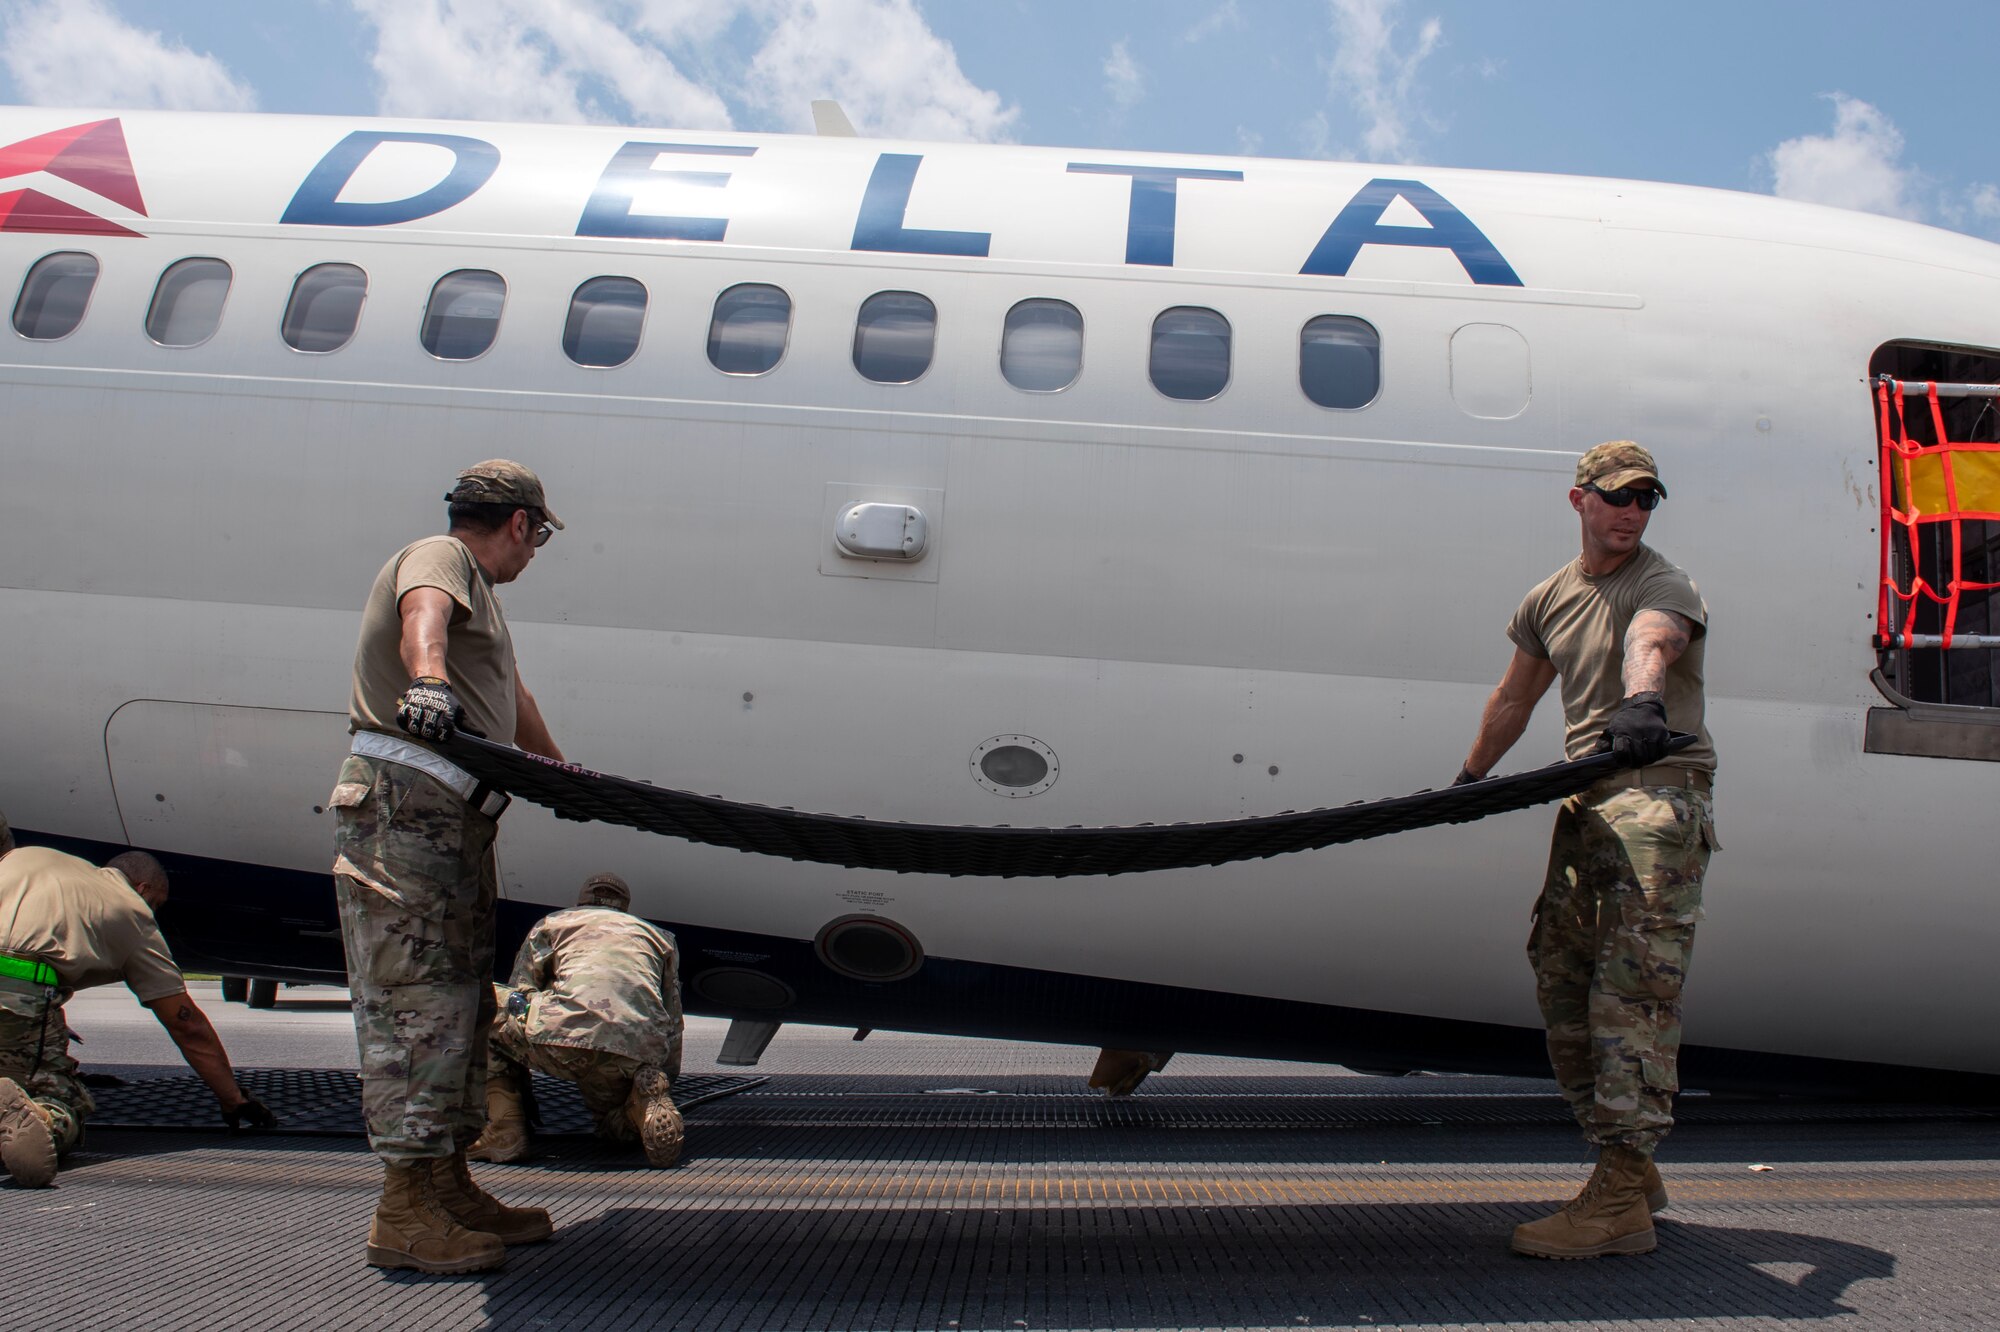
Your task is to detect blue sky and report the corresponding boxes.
[3,0,1995,238]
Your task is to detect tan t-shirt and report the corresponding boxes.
[1507,543,1716,772]
[349,535,518,744]
[0,846,187,1000]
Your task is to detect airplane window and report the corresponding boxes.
[145,257,232,348]
[281,263,367,353]
[1299,314,1380,410]
[707,283,791,375]
[854,290,937,384]
[421,269,506,361]
[563,276,646,368]
[1149,306,1231,401]
[12,251,99,341]
[1001,299,1083,392]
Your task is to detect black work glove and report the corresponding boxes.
[396,676,461,742]
[1451,766,1482,787]
[1597,691,1671,768]
[223,1093,277,1132]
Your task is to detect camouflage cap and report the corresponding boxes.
[445,460,564,529]
[577,871,631,910]
[1575,441,1667,498]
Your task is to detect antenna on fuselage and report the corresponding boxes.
[811,100,858,137]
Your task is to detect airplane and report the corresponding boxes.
[1,105,1994,1099]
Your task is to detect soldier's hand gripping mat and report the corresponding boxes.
[442,733,1695,879]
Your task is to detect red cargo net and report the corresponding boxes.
[1876,378,2000,649]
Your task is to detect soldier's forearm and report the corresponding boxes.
[1622,610,1692,695]
[152,998,245,1107]
[1464,689,1533,778]
[513,681,563,761]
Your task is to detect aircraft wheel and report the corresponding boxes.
[247,979,279,1009]
[220,976,249,1003]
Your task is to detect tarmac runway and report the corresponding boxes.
[5,984,1997,1331]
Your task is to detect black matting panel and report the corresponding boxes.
[442,733,1697,878]
[86,1070,767,1136]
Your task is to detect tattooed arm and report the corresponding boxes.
[146,992,249,1110]
[1623,610,1695,695]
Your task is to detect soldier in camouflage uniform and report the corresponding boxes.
[0,832,274,1186]
[468,872,684,1168]
[1456,442,1719,1260]
[330,461,567,1274]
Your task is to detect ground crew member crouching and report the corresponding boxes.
[0,824,275,1186]
[1457,442,1718,1260]
[330,460,565,1273]
[468,872,685,1168]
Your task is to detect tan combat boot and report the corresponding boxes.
[466,1067,531,1164]
[1569,1154,1668,1213]
[365,1160,506,1274]
[1511,1144,1657,1259]
[627,1066,684,1167]
[0,1077,57,1188]
[431,1149,553,1245]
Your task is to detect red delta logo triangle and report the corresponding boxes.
[0,118,148,237]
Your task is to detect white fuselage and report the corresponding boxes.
[0,107,1993,1084]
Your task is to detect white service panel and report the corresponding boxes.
[106,701,349,873]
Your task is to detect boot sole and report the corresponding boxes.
[0,1080,58,1188]
[366,1244,507,1274]
[631,1069,684,1168]
[1512,1230,1658,1260]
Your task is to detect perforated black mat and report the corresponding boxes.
[86,1069,766,1136]
[441,734,1696,878]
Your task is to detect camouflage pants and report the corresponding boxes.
[0,983,90,1152]
[1529,783,1715,1155]
[331,753,498,1162]
[489,995,647,1141]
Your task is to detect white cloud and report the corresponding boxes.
[1103,40,1143,113]
[348,0,731,126]
[1968,183,2000,223]
[1766,94,1922,220]
[740,0,1015,141]
[345,0,1013,142]
[1324,0,1442,164]
[1235,124,1263,157]
[1183,1,1243,44]
[0,0,255,112]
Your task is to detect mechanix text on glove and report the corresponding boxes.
[396,676,462,742]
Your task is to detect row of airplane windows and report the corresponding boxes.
[8,250,1384,409]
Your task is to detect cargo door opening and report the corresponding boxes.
[1865,340,2000,760]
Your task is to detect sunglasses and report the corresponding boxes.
[1582,483,1663,511]
[524,512,554,547]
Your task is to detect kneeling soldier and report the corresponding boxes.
[0,820,274,1186]
[470,873,685,1168]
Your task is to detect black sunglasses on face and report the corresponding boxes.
[1583,483,1663,511]
[521,512,554,547]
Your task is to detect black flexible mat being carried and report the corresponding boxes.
[441,734,1694,879]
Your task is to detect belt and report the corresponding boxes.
[0,954,60,987]
[351,731,512,819]
[1588,765,1713,797]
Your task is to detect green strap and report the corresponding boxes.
[0,955,59,987]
